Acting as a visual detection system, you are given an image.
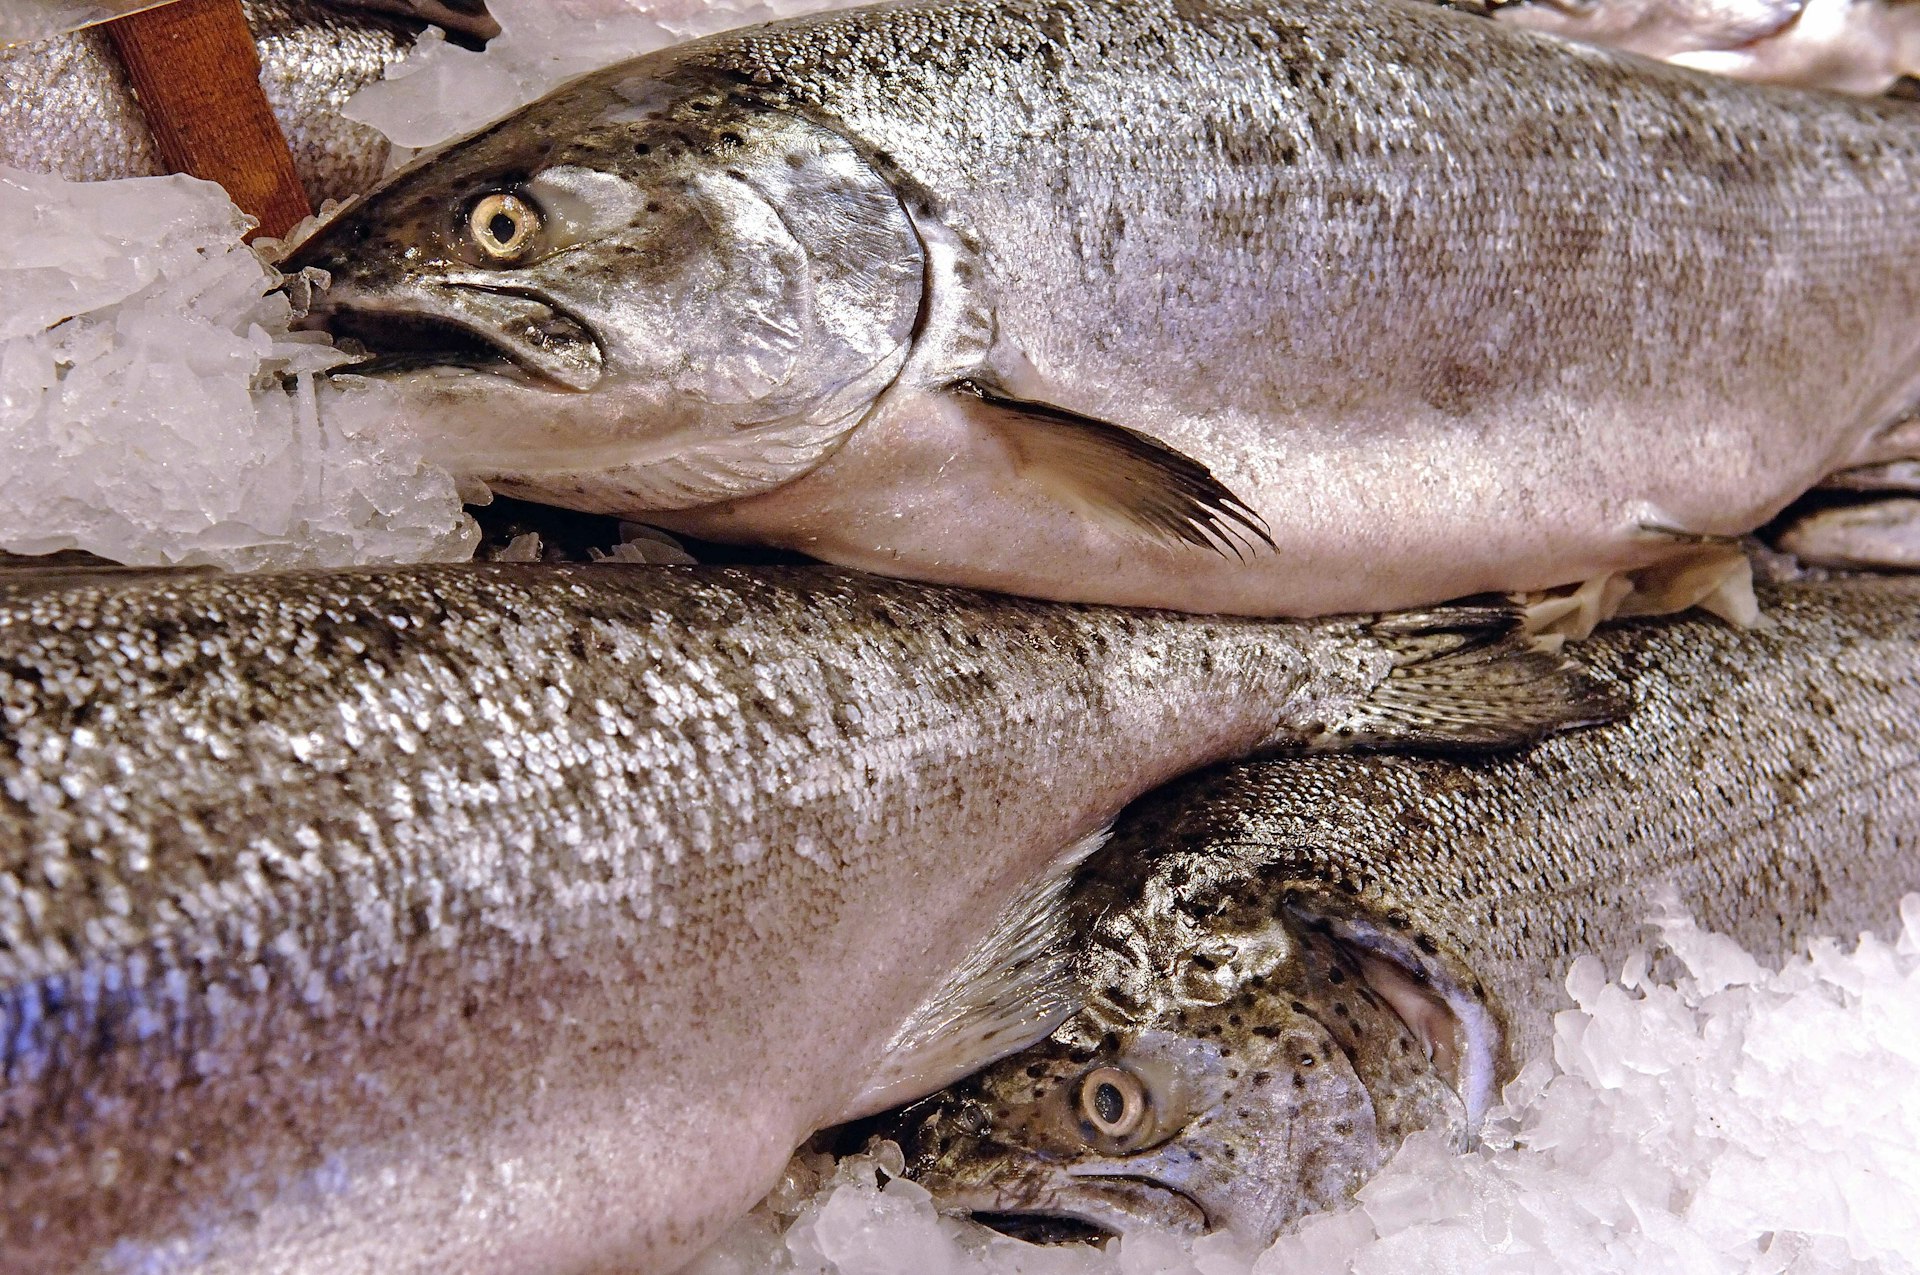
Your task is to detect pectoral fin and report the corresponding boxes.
[948,380,1274,557]
[845,827,1110,1121]
[1776,497,1920,571]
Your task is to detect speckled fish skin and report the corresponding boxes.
[0,563,1599,1274]
[0,0,486,208]
[288,0,1920,616]
[882,576,1920,1244]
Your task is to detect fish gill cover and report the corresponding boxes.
[695,898,1920,1275]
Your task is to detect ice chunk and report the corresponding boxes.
[343,0,877,153]
[0,166,476,570]
[695,898,1920,1275]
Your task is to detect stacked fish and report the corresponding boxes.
[3,0,1920,1271]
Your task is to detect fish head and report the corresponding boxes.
[284,69,925,512]
[878,880,1491,1247]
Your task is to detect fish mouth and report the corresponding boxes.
[929,1173,1208,1242]
[305,283,604,392]
[971,1213,1116,1245]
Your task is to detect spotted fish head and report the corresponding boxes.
[284,64,924,512]
[876,873,1495,1246]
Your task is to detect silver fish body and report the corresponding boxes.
[879,575,1920,1245]
[0,0,494,209]
[290,0,1920,616]
[0,563,1598,1273]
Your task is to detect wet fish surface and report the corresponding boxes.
[0,562,1602,1273]
[1487,0,1920,95]
[875,575,1920,1245]
[0,0,497,208]
[289,0,1920,617]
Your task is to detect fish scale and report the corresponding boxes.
[0,562,1601,1273]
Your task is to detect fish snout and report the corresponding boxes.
[289,273,604,391]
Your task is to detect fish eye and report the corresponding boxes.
[1076,1066,1149,1142]
[467,192,541,262]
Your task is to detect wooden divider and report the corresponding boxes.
[102,0,310,240]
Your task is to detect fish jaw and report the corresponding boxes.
[285,64,925,510]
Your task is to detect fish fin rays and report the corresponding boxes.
[1838,407,1920,473]
[946,380,1274,558]
[1321,612,1625,751]
[1777,497,1920,571]
[844,826,1110,1121]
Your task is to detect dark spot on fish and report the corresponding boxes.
[645,201,662,214]
[1416,935,1439,956]
[1254,1024,1281,1038]
[1327,967,1346,985]
[1299,1053,1316,1068]
[1228,1014,1242,1027]
[720,132,744,147]
[689,100,711,112]
[1333,1002,1349,1018]
[1332,1119,1353,1137]
[1290,1000,1308,1014]
[633,142,652,155]
[1252,1071,1272,1086]
[786,152,807,168]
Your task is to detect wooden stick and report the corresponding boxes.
[102,0,310,240]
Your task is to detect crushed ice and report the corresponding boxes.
[694,897,1920,1275]
[0,165,475,569]
[344,0,875,154]
[2,0,870,573]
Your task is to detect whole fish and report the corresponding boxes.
[0,563,1602,1274]
[874,575,1920,1245]
[0,0,498,208]
[287,0,1920,617]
